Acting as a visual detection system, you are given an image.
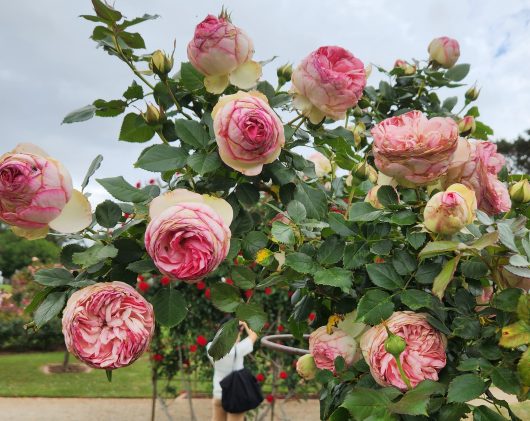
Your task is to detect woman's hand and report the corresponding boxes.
[239,321,258,343]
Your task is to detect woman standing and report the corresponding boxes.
[207,321,259,421]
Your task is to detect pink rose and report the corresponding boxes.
[309,326,359,372]
[212,91,284,175]
[394,59,416,75]
[445,140,511,215]
[291,46,366,124]
[145,189,233,282]
[187,14,261,94]
[371,111,459,186]
[62,281,154,369]
[360,311,447,391]
[428,37,460,69]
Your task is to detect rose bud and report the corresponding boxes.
[309,326,360,373]
[393,59,416,75]
[360,311,447,391]
[354,162,378,184]
[423,183,477,235]
[187,14,261,94]
[145,189,232,283]
[352,122,366,148]
[372,111,459,186]
[509,179,530,204]
[149,50,174,77]
[458,116,476,136]
[384,329,407,357]
[142,104,165,125]
[291,46,366,124]
[465,85,481,102]
[296,354,317,380]
[308,152,332,178]
[213,91,285,176]
[428,36,460,69]
[62,282,155,369]
[276,63,293,86]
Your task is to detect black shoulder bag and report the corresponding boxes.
[219,346,263,413]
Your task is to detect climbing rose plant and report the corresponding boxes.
[2,1,529,419]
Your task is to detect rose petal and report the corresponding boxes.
[229,60,262,90]
[202,195,233,226]
[11,226,49,240]
[49,190,92,233]
[149,189,204,220]
[11,143,49,157]
[204,74,230,94]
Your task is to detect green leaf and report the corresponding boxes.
[72,244,118,267]
[95,200,122,228]
[499,320,530,348]
[497,221,518,252]
[442,96,458,111]
[356,289,395,324]
[187,151,222,175]
[231,266,256,289]
[470,231,499,250]
[81,154,103,191]
[340,388,395,421]
[490,367,520,395]
[472,405,509,421]
[208,319,239,360]
[343,243,370,270]
[492,288,522,312]
[390,210,416,225]
[438,403,471,420]
[123,81,144,100]
[432,256,460,299]
[34,268,74,287]
[389,380,445,416]
[407,231,426,249]
[24,287,53,315]
[400,289,436,310]
[34,291,67,328]
[349,202,383,222]
[135,144,187,172]
[285,252,320,274]
[60,244,86,270]
[93,99,126,117]
[445,64,470,81]
[294,184,327,219]
[211,283,241,312]
[461,258,489,279]
[235,303,267,332]
[452,317,481,339]
[317,236,345,265]
[127,259,156,273]
[271,221,296,245]
[509,254,529,267]
[119,31,145,49]
[457,357,493,372]
[419,241,461,259]
[119,113,156,143]
[447,374,485,403]
[151,288,187,327]
[366,263,405,290]
[314,268,352,292]
[97,176,156,202]
[370,240,393,256]
[62,104,96,124]
[415,263,442,284]
[235,183,260,206]
[287,200,306,223]
[376,185,399,207]
[174,119,209,149]
[92,0,122,22]
[328,212,354,236]
[241,231,268,259]
[392,249,417,275]
[180,62,204,91]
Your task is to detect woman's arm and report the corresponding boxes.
[240,321,258,344]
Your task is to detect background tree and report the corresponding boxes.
[496,129,530,174]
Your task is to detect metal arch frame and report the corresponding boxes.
[260,334,310,355]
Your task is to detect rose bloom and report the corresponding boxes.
[360,311,447,390]
[291,46,366,124]
[308,152,332,178]
[428,36,460,68]
[371,110,460,186]
[423,183,477,234]
[0,143,72,229]
[445,140,511,215]
[213,91,284,175]
[62,282,155,369]
[145,189,233,282]
[187,14,260,93]
[309,326,359,372]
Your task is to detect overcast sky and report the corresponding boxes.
[1,1,529,204]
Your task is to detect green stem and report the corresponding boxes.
[163,79,193,120]
[394,356,413,390]
[289,117,306,140]
[287,114,304,126]
[112,33,155,91]
[156,130,169,145]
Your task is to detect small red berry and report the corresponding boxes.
[149,179,156,185]
[160,276,171,286]
[277,324,284,333]
[138,281,149,292]
[266,394,274,403]
[196,281,206,290]
[279,371,288,380]
[308,312,316,322]
[225,278,234,285]
[256,373,265,382]
[197,335,208,347]
[374,256,385,263]
[135,181,141,189]
[263,322,270,329]
[264,287,272,295]
[204,288,211,299]
[152,353,163,362]
[123,213,131,219]
[244,289,254,299]
[137,275,145,282]
[189,344,198,353]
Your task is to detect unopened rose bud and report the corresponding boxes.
[277,63,293,85]
[428,36,460,69]
[142,104,165,125]
[458,116,476,136]
[465,85,480,102]
[296,354,317,380]
[384,329,407,358]
[355,162,378,184]
[510,179,530,203]
[352,122,366,148]
[423,183,477,234]
[394,59,416,75]
[150,50,174,77]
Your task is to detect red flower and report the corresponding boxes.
[149,179,156,185]
[152,353,163,362]
[308,312,316,322]
[263,322,270,329]
[266,394,274,403]
[138,281,150,292]
[197,335,208,347]
[123,213,131,219]
[135,181,141,189]
[189,344,198,353]
[160,276,171,286]
[374,256,385,263]
[279,371,288,380]
[277,324,285,333]
[256,373,265,382]
[196,281,206,290]
[137,275,145,282]
[288,291,294,298]
[244,289,254,299]
[204,288,211,299]
[264,287,272,295]
[225,278,234,285]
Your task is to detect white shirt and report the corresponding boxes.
[206,337,254,399]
